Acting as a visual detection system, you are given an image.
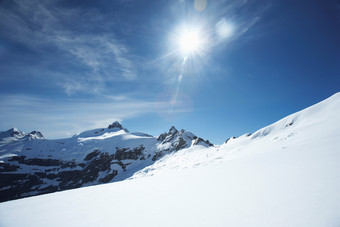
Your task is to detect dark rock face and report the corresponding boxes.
[27,131,44,139]
[152,152,163,161]
[84,150,101,161]
[115,146,144,161]
[0,145,146,202]
[108,121,123,130]
[107,121,129,133]
[157,133,167,141]
[9,128,25,137]
[9,156,64,166]
[153,126,212,161]
[0,163,20,172]
[175,138,187,151]
[157,126,180,142]
[0,173,43,202]
[193,137,213,147]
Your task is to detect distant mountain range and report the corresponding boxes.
[0,120,212,202]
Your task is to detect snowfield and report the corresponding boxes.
[0,92,340,227]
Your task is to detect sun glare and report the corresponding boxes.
[177,28,204,57]
[179,30,200,54]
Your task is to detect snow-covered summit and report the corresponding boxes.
[0,128,25,139]
[27,131,44,140]
[76,121,129,138]
[107,121,129,133]
[0,128,44,146]
[154,126,213,161]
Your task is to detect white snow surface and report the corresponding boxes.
[1,93,340,227]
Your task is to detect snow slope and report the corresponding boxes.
[0,93,340,227]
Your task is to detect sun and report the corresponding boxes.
[179,30,201,54]
[177,28,204,57]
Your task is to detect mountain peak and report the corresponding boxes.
[107,121,129,133]
[27,131,44,140]
[108,121,123,130]
[8,127,20,133]
[169,126,178,134]
[8,128,25,138]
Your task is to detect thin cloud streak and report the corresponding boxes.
[0,0,137,94]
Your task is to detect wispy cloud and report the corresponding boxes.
[0,0,137,94]
[213,0,271,48]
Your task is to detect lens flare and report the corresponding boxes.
[194,0,207,11]
[216,18,234,40]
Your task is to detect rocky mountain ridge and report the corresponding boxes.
[0,121,212,202]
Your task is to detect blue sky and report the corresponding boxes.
[0,0,339,144]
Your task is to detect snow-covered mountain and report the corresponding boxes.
[0,92,339,227]
[0,121,212,202]
[131,92,340,180]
